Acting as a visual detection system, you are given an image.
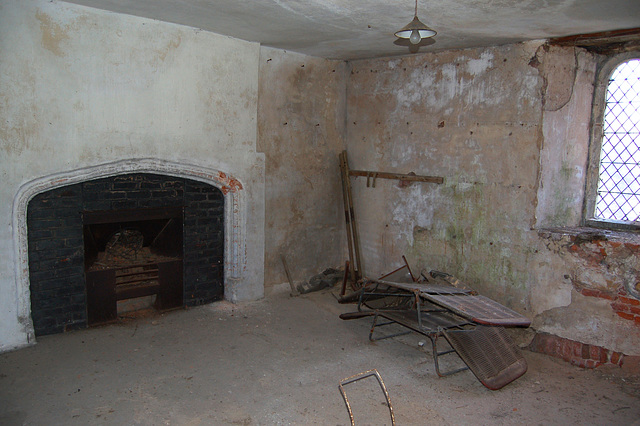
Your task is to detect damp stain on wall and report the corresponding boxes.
[35,9,79,57]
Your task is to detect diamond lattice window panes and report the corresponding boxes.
[595,59,640,223]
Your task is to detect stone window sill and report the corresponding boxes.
[537,226,640,245]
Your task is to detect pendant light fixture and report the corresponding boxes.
[395,0,436,45]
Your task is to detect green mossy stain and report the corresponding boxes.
[442,178,488,247]
[407,176,532,309]
[549,161,578,225]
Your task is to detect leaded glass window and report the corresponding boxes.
[595,59,640,222]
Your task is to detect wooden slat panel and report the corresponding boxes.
[425,294,531,326]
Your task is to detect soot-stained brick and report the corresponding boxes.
[28,174,225,335]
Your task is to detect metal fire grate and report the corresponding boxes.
[596,59,640,222]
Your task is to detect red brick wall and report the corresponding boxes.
[528,332,625,368]
[557,230,640,327]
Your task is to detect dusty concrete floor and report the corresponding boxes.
[1,286,639,425]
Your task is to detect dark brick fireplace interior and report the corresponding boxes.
[27,173,224,336]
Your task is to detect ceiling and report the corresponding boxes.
[63,0,640,60]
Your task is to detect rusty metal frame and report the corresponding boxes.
[341,267,531,390]
[338,369,395,426]
[367,308,471,377]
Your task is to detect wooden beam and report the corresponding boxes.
[549,28,640,53]
[550,28,640,45]
[349,170,444,184]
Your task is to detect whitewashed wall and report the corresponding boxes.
[0,0,265,351]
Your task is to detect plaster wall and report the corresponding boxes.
[346,42,640,356]
[258,47,347,287]
[347,42,544,307]
[535,45,594,228]
[528,46,597,317]
[0,0,265,351]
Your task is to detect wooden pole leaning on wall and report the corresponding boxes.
[339,151,361,281]
[339,152,355,280]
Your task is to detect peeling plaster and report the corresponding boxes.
[535,48,596,228]
[391,184,434,247]
[465,50,494,76]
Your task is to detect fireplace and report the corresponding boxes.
[83,206,184,325]
[7,158,262,349]
[27,173,225,335]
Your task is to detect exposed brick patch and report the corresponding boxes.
[576,286,640,325]
[539,228,640,325]
[619,296,640,306]
[577,287,615,301]
[617,312,635,321]
[611,296,640,323]
[622,354,640,375]
[611,351,622,365]
[625,242,640,251]
[528,332,625,368]
[579,288,601,298]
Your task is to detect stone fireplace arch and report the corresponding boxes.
[13,158,248,342]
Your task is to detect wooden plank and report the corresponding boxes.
[374,279,471,294]
[424,294,531,327]
[549,28,640,46]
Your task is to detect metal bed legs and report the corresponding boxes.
[368,312,469,378]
